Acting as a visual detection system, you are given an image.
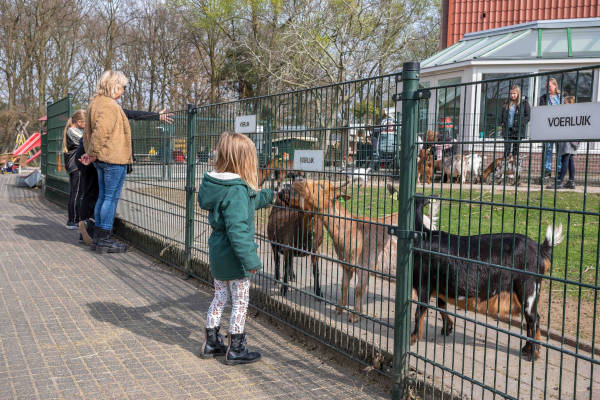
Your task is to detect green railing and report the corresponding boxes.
[43,64,600,399]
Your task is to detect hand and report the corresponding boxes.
[78,153,97,165]
[249,269,257,274]
[159,108,174,124]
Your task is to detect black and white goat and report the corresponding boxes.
[409,195,563,361]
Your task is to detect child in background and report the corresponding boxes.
[62,110,86,229]
[197,132,275,364]
[547,96,579,190]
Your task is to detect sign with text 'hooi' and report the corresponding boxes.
[234,115,256,134]
[530,103,600,140]
[293,150,324,172]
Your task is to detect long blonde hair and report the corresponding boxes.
[94,70,128,98]
[62,109,86,152]
[509,85,521,108]
[547,77,561,95]
[214,131,258,190]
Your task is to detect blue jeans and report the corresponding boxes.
[94,162,127,231]
[544,142,561,174]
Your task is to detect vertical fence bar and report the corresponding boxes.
[392,61,420,399]
[41,101,51,176]
[184,104,197,279]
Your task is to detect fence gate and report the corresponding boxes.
[396,62,600,399]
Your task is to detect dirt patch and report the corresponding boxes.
[537,283,600,345]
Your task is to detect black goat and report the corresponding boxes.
[409,195,563,361]
[267,184,323,296]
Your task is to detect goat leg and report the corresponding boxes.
[349,270,369,323]
[280,251,290,296]
[311,255,322,297]
[273,246,281,281]
[520,283,541,361]
[337,267,352,316]
[287,252,296,282]
[437,297,454,336]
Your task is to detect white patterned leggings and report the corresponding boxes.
[206,278,250,334]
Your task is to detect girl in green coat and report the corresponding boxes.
[197,132,274,365]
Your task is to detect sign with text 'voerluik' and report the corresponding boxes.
[530,103,600,140]
[234,115,256,134]
[293,150,324,172]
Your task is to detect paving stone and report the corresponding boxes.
[0,174,388,399]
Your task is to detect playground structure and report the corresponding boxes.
[0,120,42,173]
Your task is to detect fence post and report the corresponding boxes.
[42,101,52,176]
[392,61,420,399]
[184,104,197,279]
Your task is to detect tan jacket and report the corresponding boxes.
[83,95,132,165]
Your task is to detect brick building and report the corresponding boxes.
[441,0,600,48]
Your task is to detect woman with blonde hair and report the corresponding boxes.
[500,84,530,158]
[62,109,86,229]
[539,77,563,182]
[80,70,131,253]
[197,131,275,364]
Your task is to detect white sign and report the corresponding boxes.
[293,150,324,172]
[234,115,256,134]
[530,103,600,140]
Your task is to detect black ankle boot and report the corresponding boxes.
[564,180,576,189]
[94,228,128,253]
[90,226,105,251]
[225,333,261,365]
[201,327,227,359]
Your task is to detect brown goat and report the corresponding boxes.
[288,178,398,322]
[267,184,324,297]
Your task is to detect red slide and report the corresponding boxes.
[13,132,41,156]
[26,150,41,164]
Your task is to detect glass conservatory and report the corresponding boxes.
[417,18,600,149]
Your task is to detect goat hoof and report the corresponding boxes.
[348,314,360,323]
[314,288,322,297]
[279,286,288,296]
[441,324,453,336]
[521,344,539,361]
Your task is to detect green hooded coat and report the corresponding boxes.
[197,171,274,281]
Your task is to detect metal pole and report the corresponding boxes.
[184,104,197,279]
[392,61,420,399]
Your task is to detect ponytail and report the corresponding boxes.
[62,110,86,153]
[62,117,74,153]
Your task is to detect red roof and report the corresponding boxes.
[443,0,600,48]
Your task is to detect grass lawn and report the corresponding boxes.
[344,185,600,301]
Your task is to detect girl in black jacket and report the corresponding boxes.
[62,110,86,229]
[500,85,531,158]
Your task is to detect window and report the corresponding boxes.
[418,81,430,134]
[538,71,594,104]
[479,74,531,138]
[437,77,461,138]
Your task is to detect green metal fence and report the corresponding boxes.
[44,94,72,205]
[43,63,600,399]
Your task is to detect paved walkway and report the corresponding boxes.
[0,173,388,400]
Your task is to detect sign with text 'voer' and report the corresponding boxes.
[530,103,600,140]
[293,150,324,172]
[234,115,256,134]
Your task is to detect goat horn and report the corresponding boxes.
[333,180,349,190]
